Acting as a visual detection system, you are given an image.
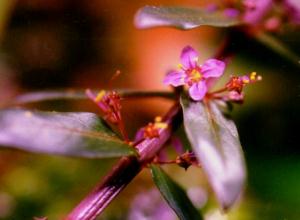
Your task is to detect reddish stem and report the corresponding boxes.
[65,103,181,220]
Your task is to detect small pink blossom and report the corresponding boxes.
[224,72,262,103]
[163,46,225,101]
[285,0,300,24]
[242,0,273,24]
[224,8,240,18]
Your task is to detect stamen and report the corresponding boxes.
[177,63,183,69]
[142,117,168,139]
[189,69,202,82]
[154,116,168,129]
[143,123,159,139]
[95,90,106,102]
[250,72,257,81]
[155,122,168,129]
[154,116,162,122]
[242,78,250,84]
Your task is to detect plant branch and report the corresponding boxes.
[65,103,182,220]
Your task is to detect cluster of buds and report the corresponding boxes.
[86,89,128,141]
[224,72,262,103]
[143,116,168,139]
[152,150,199,170]
[175,151,199,170]
[86,89,122,124]
[134,116,168,144]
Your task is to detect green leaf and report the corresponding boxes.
[150,164,203,220]
[255,32,300,67]
[181,97,246,211]
[135,6,242,30]
[0,109,136,158]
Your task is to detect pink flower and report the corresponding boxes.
[163,46,225,101]
[285,0,300,24]
[242,0,273,24]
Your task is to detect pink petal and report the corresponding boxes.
[180,46,199,69]
[228,91,244,101]
[285,0,300,24]
[243,0,273,24]
[163,70,186,86]
[224,8,240,18]
[188,81,207,101]
[201,59,225,78]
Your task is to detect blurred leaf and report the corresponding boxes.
[150,165,202,220]
[12,89,173,105]
[135,6,242,30]
[180,97,246,210]
[255,32,300,67]
[0,0,16,41]
[0,109,136,158]
[13,90,87,104]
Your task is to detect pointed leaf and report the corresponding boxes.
[135,6,242,30]
[150,164,203,220]
[12,89,173,105]
[13,90,87,104]
[180,97,246,210]
[0,109,136,158]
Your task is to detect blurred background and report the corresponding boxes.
[0,0,299,219]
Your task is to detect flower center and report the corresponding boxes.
[189,69,203,83]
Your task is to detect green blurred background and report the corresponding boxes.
[0,0,299,219]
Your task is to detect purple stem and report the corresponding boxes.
[65,103,181,220]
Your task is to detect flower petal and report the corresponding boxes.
[285,0,300,24]
[163,70,186,86]
[243,0,273,24]
[180,46,199,69]
[201,59,225,78]
[224,8,240,18]
[188,81,207,101]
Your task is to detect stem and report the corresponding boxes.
[65,156,140,220]
[65,103,182,220]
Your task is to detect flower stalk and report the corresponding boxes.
[65,103,182,220]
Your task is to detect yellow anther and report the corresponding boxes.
[190,69,202,82]
[250,72,257,80]
[154,122,168,129]
[155,116,162,123]
[177,63,183,69]
[95,90,106,102]
[242,79,250,84]
[154,116,168,129]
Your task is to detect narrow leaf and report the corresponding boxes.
[150,164,203,220]
[0,109,136,158]
[135,6,242,30]
[12,89,173,105]
[255,32,300,67]
[181,97,246,210]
